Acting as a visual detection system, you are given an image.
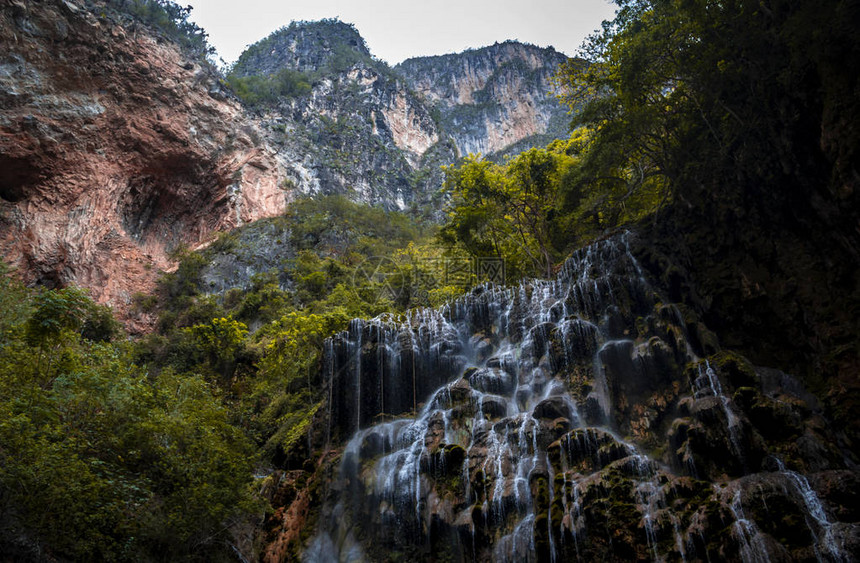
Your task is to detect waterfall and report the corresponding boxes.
[774,458,845,562]
[306,232,850,562]
[695,359,745,466]
[727,488,772,563]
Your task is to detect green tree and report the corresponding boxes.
[555,0,858,215]
[187,316,249,381]
[112,0,214,59]
[225,67,312,106]
[440,155,508,262]
[440,143,577,279]
[0,263,31,347]
[248,311,347,457]
[0,265,259,560]
[503,146,571,277]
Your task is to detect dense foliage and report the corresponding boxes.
[440,129,667,279]
[225,67,312,106]
[225,19,381,107]
[551,0,860,439]
[443,0,858,289]
[0,265,258,561]
[137,195,469,461]
[555,0,858,219]
[440,143,574,280]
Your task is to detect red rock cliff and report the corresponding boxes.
[0,0,285,328]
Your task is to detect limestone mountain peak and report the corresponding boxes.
[0,4,573,317]
[231,18,373,77]
[229,22,574,207]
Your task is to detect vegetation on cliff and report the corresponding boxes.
[553,0,860,443]
[225,67,312,106]
[0,264,259,560]
[439,128,667,279]
[108,0,214,60]
[224,19,395,108]
[441,0,859,445]
[0,197,469,559]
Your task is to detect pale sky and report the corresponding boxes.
[188,0,618,66]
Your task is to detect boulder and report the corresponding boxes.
[469,367,516,395]
[533,396,574,421]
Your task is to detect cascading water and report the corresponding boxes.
[727,488,771,563]
[773,457,844,562]
[693,359,746,467]
[305,232,853,562]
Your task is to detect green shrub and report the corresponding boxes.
[226,68,312,106]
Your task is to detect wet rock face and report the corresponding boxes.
[0,0,285,327]
[310,233,858,562]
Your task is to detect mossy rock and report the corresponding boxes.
[446,378,473,406]
[747,488,814,549]
[462,366,479,380]
[608,500,640,525]
[359,431,388,460]
[711,350,758,389]
[664,476,712,507]
[732,386,759,410]
[547,439,563,469]
[747,398,804,441]
[693,322,720,356]
[531,476,550,513]
[479,394,508,420]
[442,443,467,468]
[533,396,574,421]
[555,428,628,473]
[550,499,565,528]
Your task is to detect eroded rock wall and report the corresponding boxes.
[235,25,573,209]
[0,0,285,326]
[396,41,573,158]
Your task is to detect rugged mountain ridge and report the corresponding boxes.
[397,41,571,158]
[232,20,447,208]
[0,0,285,326]
[0,7,573,316]
[232,21,573,208]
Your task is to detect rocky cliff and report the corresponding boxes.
[232,22,572,209]
[397,41,572,158]
[0,10,574,313]
[229,20,449,209]
[0,0,285,326]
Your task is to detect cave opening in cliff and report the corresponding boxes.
[0,156,43,202]
[118,170,219,248]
